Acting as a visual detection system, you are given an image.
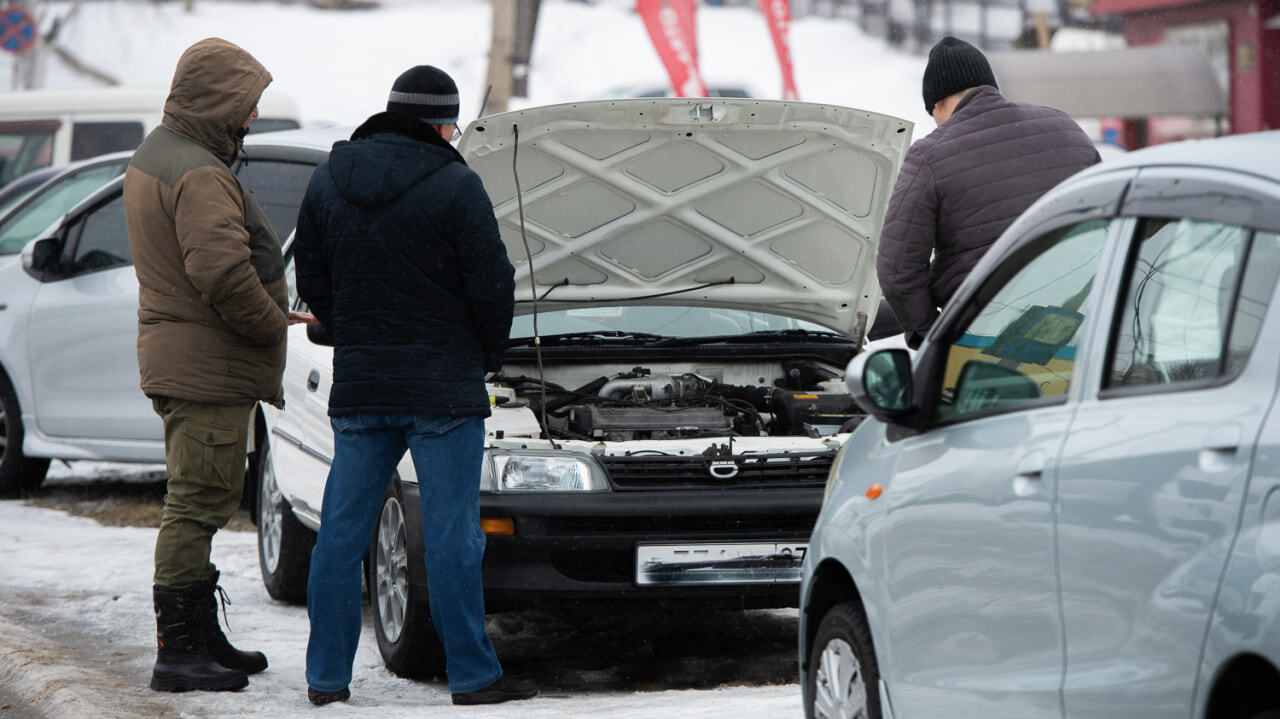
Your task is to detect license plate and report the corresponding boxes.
[635,542,807,586]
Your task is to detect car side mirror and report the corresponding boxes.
[306,322,333,346]
[950,359,1040,415]
[846,348,914,421]
[21,235,67,281]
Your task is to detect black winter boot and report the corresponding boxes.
[151,585,248,692]
[192,571,268,675]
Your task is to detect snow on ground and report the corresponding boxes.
[0,0,937,140]
[0,493,802,718]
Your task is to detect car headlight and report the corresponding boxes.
[822,440,851,506]
[482,451,611,492]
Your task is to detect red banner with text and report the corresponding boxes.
[637,0,707,98]
[759,0,799,100]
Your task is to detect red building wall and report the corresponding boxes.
[1093,0,1279,141]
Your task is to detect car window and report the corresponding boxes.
[236,160,316,241]
[70,122,144,161]
[70,195,130,274]
[934,219,1109,422]
[0,120,56,186]
[0,162,127,254]
[1106,221,1280,389]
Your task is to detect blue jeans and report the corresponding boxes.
[305,414,502,694]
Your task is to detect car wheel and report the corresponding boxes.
[368,478,446,679]
[807,600,881,719]
[255,435,314,603]
[0,374,50,498]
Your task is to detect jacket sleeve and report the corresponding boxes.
[450,170,515,373]
[293,173,333,331]
[173,166,287,346]
[876,143,940,339]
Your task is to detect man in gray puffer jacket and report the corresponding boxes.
[876,36,1099,348]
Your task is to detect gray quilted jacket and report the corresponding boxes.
[876,86,1099,342]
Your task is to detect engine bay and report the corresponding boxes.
[491,360,865,441]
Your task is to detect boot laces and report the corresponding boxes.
[214,584,233,631]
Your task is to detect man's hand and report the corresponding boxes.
[287,311,319,326]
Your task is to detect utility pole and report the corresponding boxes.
[484,0,541,116]
[484,0,517,116]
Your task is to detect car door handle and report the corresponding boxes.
[307,369,320,392]
[1012,452,1046,497]
[1200,425,1242,472]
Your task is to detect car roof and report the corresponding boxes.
[1078,130,1280,184]
[243,124,352,153]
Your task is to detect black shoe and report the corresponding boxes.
[451,674,538,705]
[150,585,249,693]
[308,687,351,706]
[192,572,268,675]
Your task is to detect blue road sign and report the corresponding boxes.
[1,7,37,55]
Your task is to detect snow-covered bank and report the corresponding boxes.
[0,494,802,718]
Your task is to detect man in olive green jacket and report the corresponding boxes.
[124,37,312,693]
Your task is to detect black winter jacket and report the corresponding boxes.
[876,86,1099,343]
[294,113,515,417]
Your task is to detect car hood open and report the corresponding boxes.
[458,98,911,340]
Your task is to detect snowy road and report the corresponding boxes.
[0,465,803,718]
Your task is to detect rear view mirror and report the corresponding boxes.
[846,349,914,421]
[951,360,1040,415]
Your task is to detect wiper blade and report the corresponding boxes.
[507,330,671,347]
[736,329,848,341]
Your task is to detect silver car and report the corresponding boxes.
[801,130,1280,719]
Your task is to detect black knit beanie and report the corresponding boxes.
[922,36,998,113]
[387,65,460,124]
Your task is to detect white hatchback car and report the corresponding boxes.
[254,98,914,677]
[0,127,348,495]
[801,130,1280,719]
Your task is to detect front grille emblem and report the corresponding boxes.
[708,460,739,479]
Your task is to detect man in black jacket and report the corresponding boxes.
[294,65,531,707]
[876,36,1099,349]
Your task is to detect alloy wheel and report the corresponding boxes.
[258,448,283,574]
[814,636,868,719]
[0,401,8,460]
[374,496,410,643]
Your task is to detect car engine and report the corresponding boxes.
[495,363,865,441]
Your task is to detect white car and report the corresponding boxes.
[801,130,1280,719]
[0,127,348,495]
[253,97,913,677]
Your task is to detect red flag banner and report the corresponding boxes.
[759,0,799,100]
[637,0,707,98]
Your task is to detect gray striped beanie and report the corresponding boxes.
[387,65,459,124]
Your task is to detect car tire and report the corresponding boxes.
[255,435,314,604]
[368,478,446,679]
[0,373,50,498]
[806,600,881,719]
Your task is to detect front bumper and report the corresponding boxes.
[400,485,822,611]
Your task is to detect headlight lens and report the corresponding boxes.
[822,440,851,506]
[482,451,611,492]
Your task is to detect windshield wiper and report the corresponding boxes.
[507,330,671,347]
[733,329,849,342]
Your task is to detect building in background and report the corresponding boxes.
[1090,0,1280,146]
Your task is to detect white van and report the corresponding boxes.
[0,85,301,188]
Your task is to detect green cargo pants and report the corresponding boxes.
[151,397,254,590]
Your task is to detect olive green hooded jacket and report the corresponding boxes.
[124,38,288,407]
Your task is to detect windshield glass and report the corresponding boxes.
[510,306,840,339]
